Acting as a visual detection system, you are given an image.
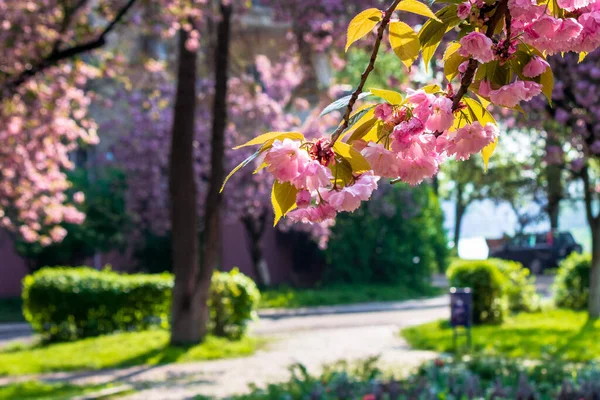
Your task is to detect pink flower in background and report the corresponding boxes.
[457,1,472,19]
[361,143,399,178]
[73,191,85,204]
[523,56,550,77]
[287,204,336,223]
[459,32,495,63]
[265,139,310,182]
[425,97,454,132]
[50,226,68,242]
[296,190,312,208]
[19,226,38,243]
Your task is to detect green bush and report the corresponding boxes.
[23,267,260,342]
[209,268,260,340]
[326,183,448,287]
[553,252,591,310]
[447,260,505,324]
[494,259,540,313]
[23,267,172,342]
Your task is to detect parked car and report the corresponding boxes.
[489,231,583,274]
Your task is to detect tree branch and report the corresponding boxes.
[329,0,403,145]
[1,0,138,98]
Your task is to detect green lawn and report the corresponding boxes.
[0,381,129,400]
[259,284,442,309]
[402,309,600,362]
[0,297,24,323]
[0,330,263,376]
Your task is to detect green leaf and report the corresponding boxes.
[418,5,460,71]
[389,21,420,70]
[347,117,378,143]
[233,131,304,149]
[342,107,377,140]
[395,0,441,21]
[346,8,382,52]
[370,88,403,105]
[271,180,298,226]
[333,141,372,173]
[320,92,372,117]
[423,84,442,94]
[221,151,260,192]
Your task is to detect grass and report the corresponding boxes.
[402,309,600,362]
[0,329,264,376]
[259,284,442,309]
[0,381,125,400]
[0,297,24,323]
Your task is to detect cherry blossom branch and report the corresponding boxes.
[451,0,508,111]
[329,0,403,145]
[1,0,138,98]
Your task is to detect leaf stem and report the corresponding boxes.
[329,0,403,145]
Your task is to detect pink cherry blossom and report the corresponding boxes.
[489,81,543,107]
[321,172,379,212]
[425,97,454,132]
[296,190,312,208]
[73,191,85,204]
[459,32,495,63]
[437,122,498,161]
[523,56,550,77]
[287,203,337,223]
[457,2,472,20]
[292,160,333,191]
[361,142,400,178]
[397,153,440,186]
[479,80,492,97]
[264,138,310,182]
[405,89,434,122]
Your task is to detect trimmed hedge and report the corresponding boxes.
[23,267,259,342]
[495,259,540,313]
[553,252,591,310]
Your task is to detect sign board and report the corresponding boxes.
[450,287,472,328]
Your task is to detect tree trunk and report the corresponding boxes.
[546,162,562,230]
[169,29,201,345]
[242,215,270,286]
[196,1,233,339]
[454,184,466,248]
[590,223,600,318]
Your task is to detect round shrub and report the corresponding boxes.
[209,268,260,340]
[23,267,172,342]
[447,260,505,324]
[326,183,448,287]
[493,259,540,313]
[553,252,591,310]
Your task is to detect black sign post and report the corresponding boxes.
[450,287,473,351]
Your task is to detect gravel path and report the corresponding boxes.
[0,300,448,399]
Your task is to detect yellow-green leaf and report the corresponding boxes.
[347,117,378,143]
[418,5,460,71]
[221,151,260,192]
[423,84,442,94]
[333,141,372,173]
[389,21,420,70]
[579,51,588,63]
[233,131,304,149]
[370,88,403,105]
[271,180,298,226]
[463,97,496,126]
[443,42,464,81]
[346,8,382,52]
[539,67,554,105]
[481,139,498,171]
[395,0,441,22]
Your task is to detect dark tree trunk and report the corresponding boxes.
[169,29,201,345]
[292,23,319,99]
[242,214,269,286]
[545,140,562,230]
[454,184,466,247]
[196,1,233,339]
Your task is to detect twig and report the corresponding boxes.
[1,0,138,98]
[329,0,403,145]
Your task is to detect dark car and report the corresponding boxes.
[489,231,583,274]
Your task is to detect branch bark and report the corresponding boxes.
[1,0,138,97]
[329,0,403,145]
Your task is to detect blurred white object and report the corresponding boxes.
[458,237,490,260]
